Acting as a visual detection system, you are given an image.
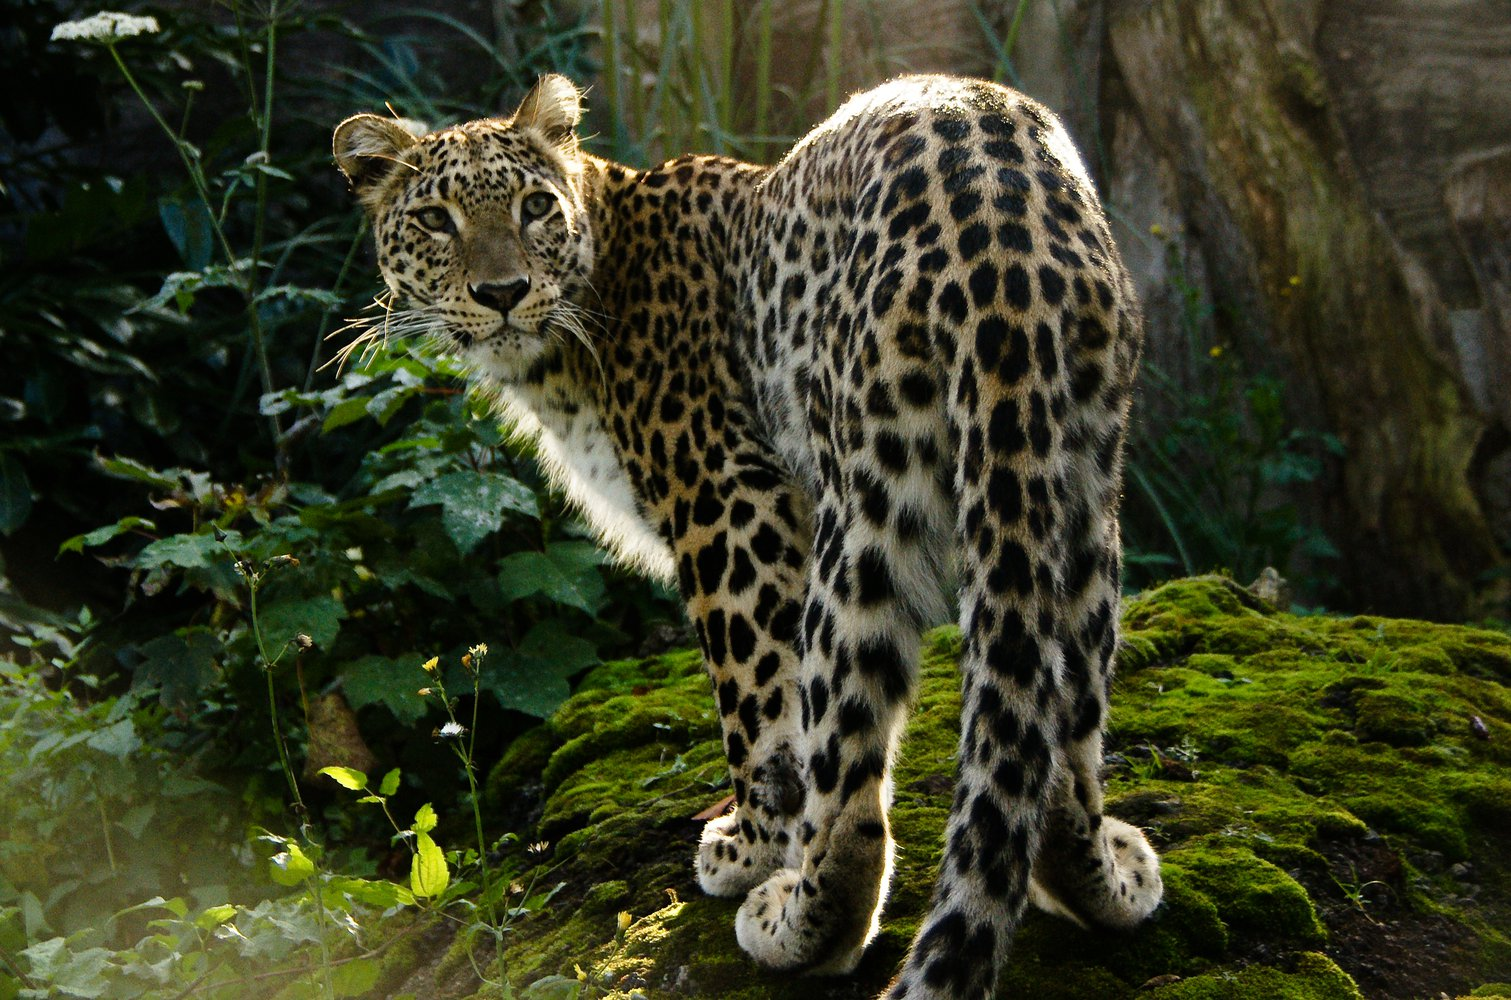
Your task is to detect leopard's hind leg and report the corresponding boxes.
[885,177,1154,1000]
[1029,511,1162,931]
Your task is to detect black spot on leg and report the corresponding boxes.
[856,547,896,606]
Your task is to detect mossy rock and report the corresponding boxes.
[404,577,1510,999]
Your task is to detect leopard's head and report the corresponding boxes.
[333,75,594,379]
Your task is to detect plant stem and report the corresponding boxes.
[249,1,283,467]
[305,222,369,391]
[106,41,283,451]
[246,575,303,815]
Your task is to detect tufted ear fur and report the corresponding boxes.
[333,114,425,202]
[510,74,583,149]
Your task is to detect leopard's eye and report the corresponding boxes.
[411,206,455,234]
[521,191,556,222]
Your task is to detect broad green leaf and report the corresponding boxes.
[134,628,221,710]
[411,802,438,835]
[158,195,214,270]
[332,956,383,996]
[0,453,33,536]
[495,542,606,615]
[517,618,601,671]
[84,718,141,758]
[98,456,184,491]
[327,876,415,909]
[133,530,228,571]
[410,832,448,898]
[319,766,367,791]
[379,768,402,797]
[58,515,156,555]
[269,842,316,886]
[409,470,538,555]
[520,975,583,1000]
[480,619,600,718]
[194,904,237,930]
[256,592,345,651]
[322,395,373,432]
[342,654,428,725]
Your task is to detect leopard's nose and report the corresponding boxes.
[468,277,531,314]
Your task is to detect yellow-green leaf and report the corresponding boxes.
[332,956,382,996]
[410,832,449,899]
[412,802,438,834]
[319,766,367,791]
[378,768,401,797]
[194,904,237,930]
[269,842,316,886]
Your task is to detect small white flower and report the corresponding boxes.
[438,721,466,738]
[51,12,161,45]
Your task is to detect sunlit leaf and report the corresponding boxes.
[410,831,448,898]
[319,766,368,791]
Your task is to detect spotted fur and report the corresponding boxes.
[335,72,1161,998]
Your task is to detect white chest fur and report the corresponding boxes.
[490,383,676,584]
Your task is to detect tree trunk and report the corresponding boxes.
[1102,0,1507,618]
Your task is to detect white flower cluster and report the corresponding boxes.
[51,11,160,44]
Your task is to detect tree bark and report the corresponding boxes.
[1103,0,1506,619]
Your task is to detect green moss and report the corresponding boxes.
[1393,644,1457,675]
[1141,952,1361,999]
[1353,689,1435,746]
[411,577,1511,998]
[1467,985,1511,998]
[1167,847,1325,943]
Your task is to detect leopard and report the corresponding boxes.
[334,72,1161,999]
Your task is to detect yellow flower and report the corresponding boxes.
[1149,223,1165,237]
[1208,345,1223,359]
[417,687,432,697]
[617,910,632,933]
[1288,274,1302,286]
[421,656,439,674]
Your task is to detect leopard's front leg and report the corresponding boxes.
[674,464,814,898]
[734,491,930,973]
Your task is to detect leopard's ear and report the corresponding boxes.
[333,114,424,202]
[510,74,582,149]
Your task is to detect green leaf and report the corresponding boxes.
[409,470,538,555]
[319,766,368,791]
[322,395,373,432]
[134,628,221,710]
[327,876,415,909]
[342,654,428,725]
[98,456,189,491]
[520,975,583,1000]
[256,592,345,652]
[133,530,227,571]
[194,904,237,930]
[158,195,214,270]
[0,453,33,536]
[58,516,156,555]
[496,542,606,615]
[379,768,402,797]
[85,718,141,758]
[269,841,316,886]
[410,831,448,898]
[411,802,438,835]
[480,619,600,717]
[332,956,383,997]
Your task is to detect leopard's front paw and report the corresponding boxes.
[734,867,871,974]
[1100,817,1162,927]
[696,810,784,898]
